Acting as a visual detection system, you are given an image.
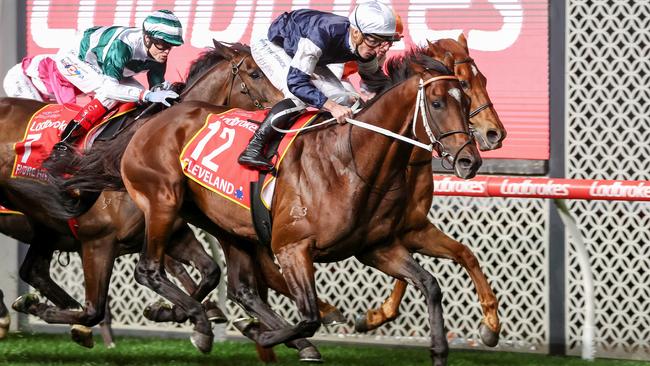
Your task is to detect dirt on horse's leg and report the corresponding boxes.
[355,279,407,332]
[357,243,449,366]
[403,224,500,347]
[256,245,345,326]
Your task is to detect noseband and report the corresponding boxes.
[454,57,493,119]
[226,56,264,110]
[413,75,474,170]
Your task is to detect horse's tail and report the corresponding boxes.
[60,110,155,193]
[254,344,277,363]
[5,178,92,219]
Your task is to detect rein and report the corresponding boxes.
[454,57,493,119]
[180,55,264,110]
[273,75,474,170]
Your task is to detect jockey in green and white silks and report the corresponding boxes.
[52,9,184,148]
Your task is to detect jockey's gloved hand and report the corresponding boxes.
[143,89,179,107]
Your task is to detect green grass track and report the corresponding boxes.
[0,333,648,366]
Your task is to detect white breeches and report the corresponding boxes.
[250,37,355,107]
[3,63,46,101]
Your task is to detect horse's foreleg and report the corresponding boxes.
[357,244,448,366]
[223,239,321,361]
[31,237,116,326]
[168,227,222,303]
[256,245,345,325]
[355,279,407,332]
[135,207,213,353]
[17,244,81,310]
[402,224,500,347]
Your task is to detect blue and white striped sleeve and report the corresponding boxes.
[287,37,328,108]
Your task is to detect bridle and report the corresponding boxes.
[412,74,474,170]
[226,56,264,110]
[180,55,265,110]
[454,57,493,119]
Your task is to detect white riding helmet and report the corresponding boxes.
[349,1,399,40]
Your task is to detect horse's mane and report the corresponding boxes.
[185,42,252,87]
[362,47,453,109]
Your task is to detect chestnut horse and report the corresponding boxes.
[45,53,479,366]
[354,35,504,347]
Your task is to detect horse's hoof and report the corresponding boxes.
[321,308,346,326]
[143,300,172,321]
[203,301,228,324]
[70,324,94,349]
[11,294,40,314]
[354,314,373,333]
[298,345,323,363]
[479,322,500,347]
[0,315,10,339]
[190,330,213,354]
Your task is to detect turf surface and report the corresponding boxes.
[0,333,648,366]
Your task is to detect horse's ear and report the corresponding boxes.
[426,39,445,59]
[443,52,455,71]
[457,33,469,53]
[213,39,222,49]
[213,39,236,58]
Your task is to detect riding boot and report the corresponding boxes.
[54,98,107,151]
[238,99,303,171]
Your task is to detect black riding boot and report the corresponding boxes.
[238,99,302,171]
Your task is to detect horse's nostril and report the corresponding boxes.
[486,130,501,143]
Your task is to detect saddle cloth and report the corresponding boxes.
[12,102,136,182]
[180,108,318,210]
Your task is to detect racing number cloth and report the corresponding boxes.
[180,108,318,209]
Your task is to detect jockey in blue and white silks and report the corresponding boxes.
[239,1,402,171]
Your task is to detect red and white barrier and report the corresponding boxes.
[433,175,650,201]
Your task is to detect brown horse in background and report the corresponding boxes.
[40,52,479,366]
[354,35,504,347]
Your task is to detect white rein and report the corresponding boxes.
[271,75,459,152]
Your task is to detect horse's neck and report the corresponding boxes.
[349,79,419,190]
[182,66,231,104]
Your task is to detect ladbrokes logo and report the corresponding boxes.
[589,181,650,199]
[499,179,570,196]
[434,177,486,194]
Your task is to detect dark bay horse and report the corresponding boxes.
[0,42,282,352]
[354,35,504,347]
[53,54,480,366]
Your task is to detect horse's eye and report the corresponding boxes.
[460,80,470,89]
[250,71,261,79]
[431,100,442,109]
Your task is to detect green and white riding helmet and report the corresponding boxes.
[142,10,184,46]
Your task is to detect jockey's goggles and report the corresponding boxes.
[363,33,401,48]
[151,38,174,51]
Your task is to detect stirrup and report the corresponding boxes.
[54,142,69,151]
